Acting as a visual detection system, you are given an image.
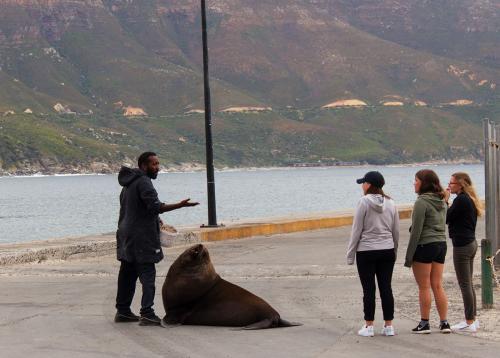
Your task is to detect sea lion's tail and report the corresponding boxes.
[278,318,303,327]
[241,318,303,330]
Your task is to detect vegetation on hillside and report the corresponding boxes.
[1,103,493,174]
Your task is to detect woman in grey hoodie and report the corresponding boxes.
[347,171,399,337]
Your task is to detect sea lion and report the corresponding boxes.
[161,244,302,329]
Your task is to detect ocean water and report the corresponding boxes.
[0,164,484,244]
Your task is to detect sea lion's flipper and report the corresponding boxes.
[278,318,303,327]
[241,318,303,330]
[241,318,274,330]
[161,318,182,328]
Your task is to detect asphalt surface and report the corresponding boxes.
[0,219,498,358]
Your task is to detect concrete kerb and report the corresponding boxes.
[0,236,117,266]
[0,205,414,266]
[199,205,412,242]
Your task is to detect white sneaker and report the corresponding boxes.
[451,321,477,333]
[474,320,480,329]
[358,325,374,337]
[381,325,395,336]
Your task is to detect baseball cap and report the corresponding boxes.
[356,171,385,188]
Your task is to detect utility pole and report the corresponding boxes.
[201,0,218,227]
[482,119,495,308]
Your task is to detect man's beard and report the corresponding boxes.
[147,170,158,180]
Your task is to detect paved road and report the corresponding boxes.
[0,219,498,358]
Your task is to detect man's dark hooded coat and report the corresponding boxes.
[116,167,164,263]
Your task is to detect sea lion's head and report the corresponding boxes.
[167,244,217,281]
[164,244,219,308]
[177,244,209,267]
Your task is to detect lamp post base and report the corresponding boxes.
[200,224,225,228]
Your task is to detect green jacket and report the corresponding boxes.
[404,193,447,267]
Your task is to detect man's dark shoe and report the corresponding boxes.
[412,322,431,334]
[440,322,452,334]
[114,311,140,323]
[139,314,162,326]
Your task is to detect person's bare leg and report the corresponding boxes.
[412,262,432,320]
[430,262,448,320]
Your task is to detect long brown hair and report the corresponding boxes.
[366,185,391,199]
[452,172,484,217]
[415,169,445,199]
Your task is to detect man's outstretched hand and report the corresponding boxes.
[180,198,199,207]
[160,199,199,213]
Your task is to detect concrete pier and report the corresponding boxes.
[0,218,498,358]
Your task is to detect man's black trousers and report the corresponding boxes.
[116,260,156,316]
[356,249,396,321]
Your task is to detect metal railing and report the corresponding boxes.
[483,119,500,308]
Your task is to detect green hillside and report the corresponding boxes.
[1,103,495,175]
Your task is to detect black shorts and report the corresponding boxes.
[413,242,447,264]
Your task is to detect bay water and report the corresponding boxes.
[0,164,484,244]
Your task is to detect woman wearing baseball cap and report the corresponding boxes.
[347,171,400,337]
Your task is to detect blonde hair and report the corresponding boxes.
[452,172,484,217]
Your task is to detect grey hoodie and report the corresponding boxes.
[346,194,400,265]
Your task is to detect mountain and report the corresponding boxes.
[0,0,498,173]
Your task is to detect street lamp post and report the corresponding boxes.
[201,0,218,227]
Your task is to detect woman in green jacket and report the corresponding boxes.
[405,169,450,334]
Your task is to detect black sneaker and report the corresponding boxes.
[439,322,451,334]
[412,322,431,334]
[139,314,162,326]
[114,311,140,323]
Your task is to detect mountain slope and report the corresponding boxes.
[0,0,498,173]
[330,0,500,69]
[0,0,497,114]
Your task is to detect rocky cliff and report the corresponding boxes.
[0,0,497,115]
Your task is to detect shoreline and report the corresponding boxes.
[0,159,483,178]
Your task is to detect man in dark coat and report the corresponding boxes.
[115,152,199,326]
